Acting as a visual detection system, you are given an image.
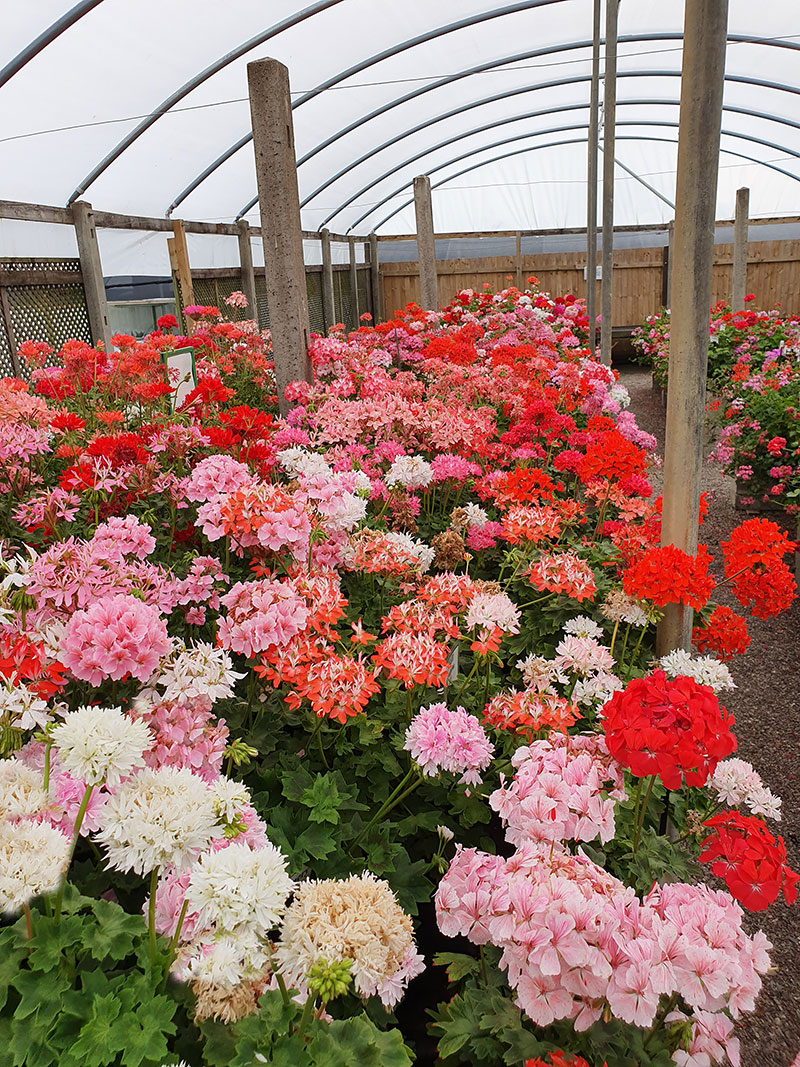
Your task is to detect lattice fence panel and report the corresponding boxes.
[1,259,91,377]
[334,270,354,331]
[306,272,324,335]
[357,267,370,323]
[254,276,271,331]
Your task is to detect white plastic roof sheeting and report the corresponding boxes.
[2,0,800,254]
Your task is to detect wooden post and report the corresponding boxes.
[666,220,674,306]
[171,219,194,311]
[586,0,601,357]
[236,219,257,315]
[320,228,335,332]
[600,0,619,366]
[657,0,729,655]
[247,57,312,414]
[369,232,383,322]
[71,200,111,351]
[348,236,360,325]
[515,231,523,288]
[0,285,20,376]
[731,186,749,309]
[413,175,438,311]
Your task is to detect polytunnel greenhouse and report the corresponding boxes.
[0,2,799,1066]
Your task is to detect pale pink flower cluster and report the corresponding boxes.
[60,593,171,684]
[184,454,255,504]
[17,742,107,835]
[217,578,309,658]
[404,702,494,785]
[91,514,156,558]
[13,487,80,531]
[710,758,782,821]
[464,591,520,635]
[130,697,229,782]
[175,556,229,626]
[490,733,626,846]
[225,290,249,309]
[553,634,614,677]
[437,842,770,1058]
[298,470,368,533]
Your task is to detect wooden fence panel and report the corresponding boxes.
[381,239,800,324]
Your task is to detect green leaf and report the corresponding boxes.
[66,994,121,1067]
[0,928,27,1011]
[300,773,342,825]
[433,952,481,983]
[105,995,177,1067]
[295,822,338,861]
[8,1018,58,1067]
[12,969,69,1028]
[85,899,146,963]
[27,915,85,972]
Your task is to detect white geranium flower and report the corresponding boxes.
[0,819,70,914]
[186,840,294,934]
[52,706,152,786]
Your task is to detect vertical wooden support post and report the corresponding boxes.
[348,236,360,325]
[320,227,335,331]
[657,0,729,655]
[666,219,674,306]
[0,285,20,376]
[236,219,257,315]
[369,232,383,322]
[413,175,438,311]
[515,231,524,289]
[731,186,749,309]
[600,0,619,366]
[247,57,312,414]
[171,219,194,310]
[71,200,111,351]
[586,0,601,358]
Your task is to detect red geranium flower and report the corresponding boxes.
[721,518,797,619]
[50,411,86,433]
[622,544,715,610]
[602,670,736,789]
[699,811,799,910]
[692,605,749,660]
[156,313,178,330]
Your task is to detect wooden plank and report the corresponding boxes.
[0,284,20,375]
[171,220,194,310]
[0,269,83,286]
[0,200,72,224]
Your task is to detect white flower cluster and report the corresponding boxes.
[602,589,651,627]
[563,615,604,640]
[97,766,221,875]
[277,447,333,480]
[572,672,624,708]
[465,591,520,634]
[659,649,736,693]
[384,531,435,573]
[710,758,782,821]
[515,654,566,695]
[0,760,48,820]
[0,820,70,914]
[0,682,49,733]
[385,454,434,490]
[461,503,489,528]
[52,705,152,786]
[153,641,244,704]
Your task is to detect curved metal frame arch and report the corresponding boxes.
[67,0,349,204]
[0,0,105,91]
[297,33,800,214]
[334,96,800,233]
[233,66,800,224]
[367,122,800,233]
[163,0,566,216]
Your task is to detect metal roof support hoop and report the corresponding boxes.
[658,0,730,653]
[586,0,602,358]
[365,121,800,234]
[325,74,800,234]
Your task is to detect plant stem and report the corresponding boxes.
[53,782,94,919]
[608,618,621,658]
[351,768,416,850]
[43,739,53,795]
[148,867,159,966]
[632,774,657,853]
[624,624,649,677]
[295,993,316,1041]
[23,903,34,941]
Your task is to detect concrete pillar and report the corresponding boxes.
[247,57,312,414]
[236,219,257,317]
[71,200,111,351]
[369,232,383,322]
[586,0,601,357]
[731,186,749,309]
[413,175,438,311]
[320,227,335,331]
[348,236,360,325]
[600,0,619,366]
[657,0,729,655]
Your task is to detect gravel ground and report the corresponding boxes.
[622,366,800,1067]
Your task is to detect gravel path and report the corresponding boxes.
[622,367,800,1067]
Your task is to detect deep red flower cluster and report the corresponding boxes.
[692,604,750,660]
[721,517,797,619]
[699,811,799,911]
[622,544,715,610]
[602,670,736,789]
